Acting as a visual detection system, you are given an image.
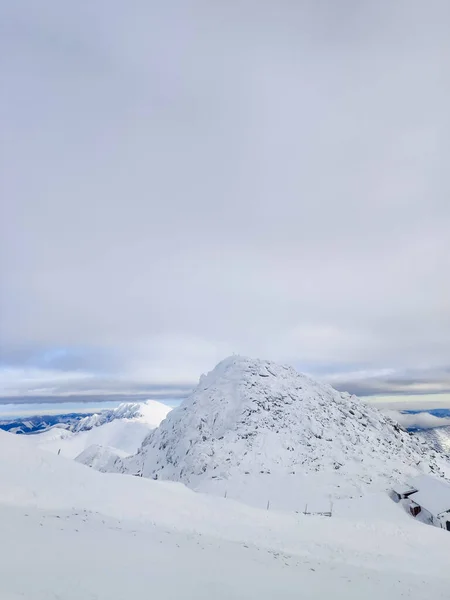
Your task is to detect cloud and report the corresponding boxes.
[0,366,193,401]
[324,366,450,397]
[383,410,450,430]
[1,1,450,397]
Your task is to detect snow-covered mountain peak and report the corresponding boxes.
[135,400,173,426]
[112,356,448,505]
[26,400,173,464]
[194,354,348,427]
[170,354,348,440]
[72,399,171,432]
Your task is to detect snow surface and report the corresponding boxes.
[26,400,172,459]
[107,356,448,510]
[418,425,450,454]
[29,419,153,458]
[75,443,127,471]
[1,429,450,599]
[392,482,417,496]
[407,474,450,516]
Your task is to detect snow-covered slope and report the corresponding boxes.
[1,428,450,599]
[111,356,447,509]
[75,443,126,471]
[71,399,171,432]
[27,400,172,460]
[417,426,450,455]
[29,426,74,444]
[30,419,153,458]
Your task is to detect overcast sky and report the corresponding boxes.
[1,1,449,405]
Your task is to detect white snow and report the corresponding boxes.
[72,399,172,432]
[29,426,74,444]
[418,425,450,454]
[26,400,172,459]
[1,429,450,599]
[75,444,127,471]
[407,474,450,516]
[109,356,448,509]
[29,419,153,458]
[3,357,450,598]
[392,482,418,496]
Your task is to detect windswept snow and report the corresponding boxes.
[75,444,127,471]
[1,429,450,599]
[109,356,447,509]
[30,419,154,458]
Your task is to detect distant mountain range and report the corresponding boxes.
[0,400,172,436]
[20,401,172,470]
[0,413,92,435]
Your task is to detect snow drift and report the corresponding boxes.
[75,443,126,471]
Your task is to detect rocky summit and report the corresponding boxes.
[106,356,446,506]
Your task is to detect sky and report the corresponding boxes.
[1,1,450,407]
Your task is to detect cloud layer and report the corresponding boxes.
[1,1,450,399]
[384,410,450,431]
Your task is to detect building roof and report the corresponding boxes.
[408,475,450,516]
[392,483,417,496]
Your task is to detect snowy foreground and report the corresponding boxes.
[1,430,450,599]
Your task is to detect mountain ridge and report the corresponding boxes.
[71,399,171,432]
